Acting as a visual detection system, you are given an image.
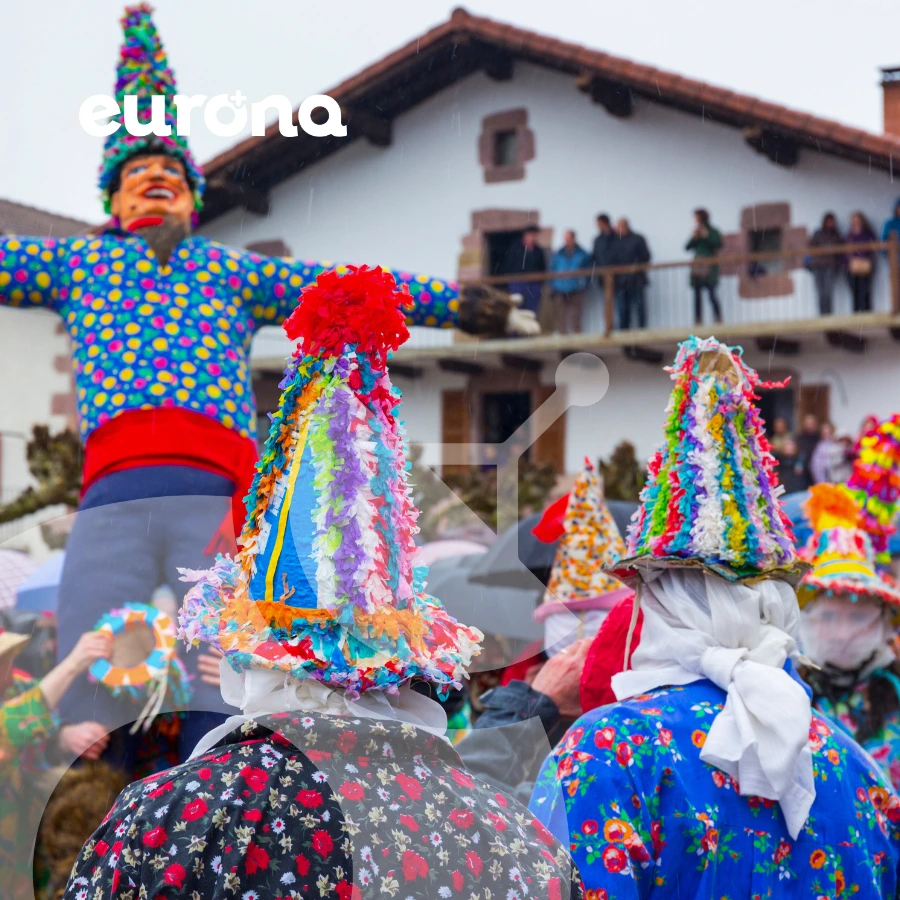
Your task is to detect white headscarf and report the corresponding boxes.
[611,569,815,839]
[190,662,449,759]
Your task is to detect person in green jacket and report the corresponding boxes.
[686,208,723,324]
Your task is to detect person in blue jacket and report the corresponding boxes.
[550,230,592,334]
[881,197,900,245]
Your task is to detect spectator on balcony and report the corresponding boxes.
[503,224,546,316]
[775,435,812,494]
[611,217,651,329]
[592,213,617,271]
[550,230,591,334]
[685,208,723,324]
[882,199,900,294]
[881,197,900,246]
[846,211,877,312]
[807,212,844,315]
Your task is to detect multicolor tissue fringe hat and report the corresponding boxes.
[844,414,900,568]
[798,484,900,609]
[535,460,632,622]
[178,266,483,696]
[99,4,205,214]
[607,336,805,585]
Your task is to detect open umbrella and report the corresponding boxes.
[467,501,638,589]
[424,553,542,642]
[16,551,65,612]
[417,539,488,567]
[0,549,38,610]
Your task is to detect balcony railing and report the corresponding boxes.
[459,236,900,340]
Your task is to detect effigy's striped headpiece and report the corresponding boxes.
[99,4,205,214]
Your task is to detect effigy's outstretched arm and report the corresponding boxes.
[244,253,539,337]
[0,235,70,310]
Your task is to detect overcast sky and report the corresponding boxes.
[2,0,899,224]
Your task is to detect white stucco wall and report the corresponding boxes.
[383,335,900,477]
[0,306,70,502]
[203,61,899,342]
[196,62,900,474]
[565,338,900,467]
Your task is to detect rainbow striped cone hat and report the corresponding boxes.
[178,267,482,696]
[535,460,632,622]
[798,484,900,609]
[607,336,806,585]
[844,414,900,569]
[99,4,205,213]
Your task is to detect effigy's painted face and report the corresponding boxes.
[110,154,194,230]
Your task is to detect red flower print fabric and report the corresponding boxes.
[65,711,584,899]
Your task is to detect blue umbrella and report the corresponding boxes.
[782,490,900,554]
[16,551,65,612]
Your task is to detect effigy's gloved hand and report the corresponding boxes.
[457,285,542,337]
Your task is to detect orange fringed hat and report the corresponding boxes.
[798,484,900,609]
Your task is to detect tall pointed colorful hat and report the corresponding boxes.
[607,336,805,584]
[534,460,633,622]
[797,484,900,608]
[844,414,900,569]
[179,267,482,696]
[99,4,205,213]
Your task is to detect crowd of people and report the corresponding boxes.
[771,412,866,493]
[499,201,900,334]
[5,7,900,899]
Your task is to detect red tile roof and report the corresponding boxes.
[0,198,90,237]
[201,8,900,222]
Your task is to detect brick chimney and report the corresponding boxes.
[881,67,900,136]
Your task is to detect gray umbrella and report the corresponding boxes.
[424,553,543,642]
[467,501,638,589]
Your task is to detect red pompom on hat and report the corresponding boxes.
[283,265,412,369]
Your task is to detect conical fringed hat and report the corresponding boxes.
[534,460,633,622]
[98,4,205,213]
[844,414,900,569]
[797,484,900,609]
[179,267,482,696]
[608,336,806,585]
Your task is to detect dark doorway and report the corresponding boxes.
[482,391,532,460]
[486,230,525,276]
[757,386,795,435]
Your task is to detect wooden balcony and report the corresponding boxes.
[392,236,900,365]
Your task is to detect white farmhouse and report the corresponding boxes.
[4,7,900,508]
[197,8,900,475]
